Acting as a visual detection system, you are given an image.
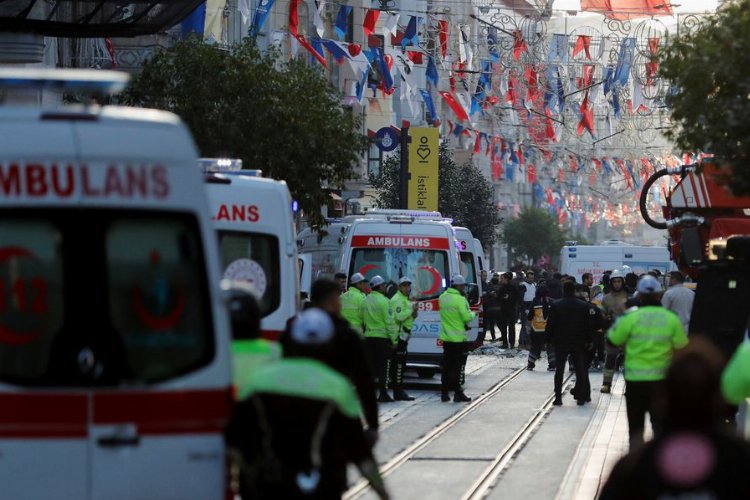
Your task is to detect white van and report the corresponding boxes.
[339,209,463,373]
[203,163,299,340]
[296,218,355,282]
[0,69,233,500]
[560,243,673,283]
[453,227,483,346]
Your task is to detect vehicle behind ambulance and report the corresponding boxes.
[202,160,299,340]
[0,69,233,500]
[340,209,461,374]
[453,227,483,347]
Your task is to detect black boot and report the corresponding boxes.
[552,395,563,406]
[377,392,394,403]
[441,391,451,402]
[453,391,471,402]
[394,389,415,401]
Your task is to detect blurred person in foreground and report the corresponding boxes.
[227,308,389,500]
[607,275,688,449]
[280,278,379,445]
[599,337,750,500]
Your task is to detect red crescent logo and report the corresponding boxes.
[358,264,381,277]
[0,246,43,345]
[417,266,441,295]
[132,287,187,331]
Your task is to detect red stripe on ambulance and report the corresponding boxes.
[351,235,450,250]
[0,393,87,438]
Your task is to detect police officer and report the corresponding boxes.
[363,275,397,403]
[340,272,367,335]
[600,269,629,394]
[608,275,688,449]
[439,274,476,403]
[226,308,390,500]
[389,277,418,401]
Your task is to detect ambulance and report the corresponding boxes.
[453,227,483,346]
[560,243,673,283]
[296,217,355,282]
[203,161,299,340]
[0,69,233,499]
[339,209,465,375]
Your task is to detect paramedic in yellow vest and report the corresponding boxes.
[389,277,418,401]
[341,272,367,335]
[223,280,282,400]
[608,275,688,449]
[363,275,397,403]
[439,274,476,403]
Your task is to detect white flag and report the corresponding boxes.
[238,0,252,24]
[384,12,399,38]
[313,0,326,37]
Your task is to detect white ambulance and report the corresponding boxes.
[453,227,483,346]
[339,209,464,374]
[203,161,299,340]
[296,218,355,282]
[560,243,673,283]
[0,69,233,500]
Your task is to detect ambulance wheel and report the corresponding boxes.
[416,369,436,379]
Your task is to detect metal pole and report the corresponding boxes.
[400,120,410,209]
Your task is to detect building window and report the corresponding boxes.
[368,143,382,178]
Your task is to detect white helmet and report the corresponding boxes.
[370,275,385,288]
[637,275,663,294]
[451,274,466,286]
[350,272,366,284]
[609,269,624,280]
[291,308,334,345]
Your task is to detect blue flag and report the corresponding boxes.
[402,16,419,47]
[249,0,277,37]
[420,89,438,123]
[426,56,439,87]
[335,6,352,40]
[321,39,349,63]
[614,38,636,87]
[371,47,393,92]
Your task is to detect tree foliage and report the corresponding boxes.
[501,208,565,263]
[368,143,501,245]
[123,38,368,227]
[659,1,750,194]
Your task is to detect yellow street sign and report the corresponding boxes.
[408,127,439,211]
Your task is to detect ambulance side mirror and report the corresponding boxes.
[220,280,261,341]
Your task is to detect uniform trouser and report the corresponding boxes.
[624,380,664,449]
[365,337,393,393]
[603,340,624,387]
[388,338,409,390]
[482,310,499,341]
[442,342,470,393]
[528,330,546,365]
[498,314,516,346]
[519,302,532,344]
[554,346,590,402]
[589,332,605,367]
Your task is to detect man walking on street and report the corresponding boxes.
[661,270,695,334]
[546,281,595,406]
[341,273,368,335]
[389,277,418,401]
[482,273,502,343]
[519,270,537,350]
[439,275,476,403]
[363,275,397,403]
[608,275,688,449]
[497,272,520,348]
[600,269,629,394]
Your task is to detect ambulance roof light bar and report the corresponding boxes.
[0,67,129,95]
[365,209,446,221]
[199,158,244,172]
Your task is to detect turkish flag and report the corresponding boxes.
[363,9,380,37]
[439,91,469,122]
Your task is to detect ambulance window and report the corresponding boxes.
[218,231,280,318]
[460,252,477,283]
[0,221,64,383]
[107,219,213,383]
[349,248,449,300]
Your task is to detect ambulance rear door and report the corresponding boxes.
[454,227,481,343]
[205,173,298,340]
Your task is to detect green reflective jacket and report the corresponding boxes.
[340,286,366,335]
[608,306,688,381]
[232,339,283,400]
[722,340,750,405]
[391,290,415,340]
[439,288,475,343]
[247,358,362,419]
[363,290,396,342]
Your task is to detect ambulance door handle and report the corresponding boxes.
[97,435,141,447]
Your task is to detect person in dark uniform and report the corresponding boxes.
[227,308,389,500]
[497,272,520,349]
[481,272,502,343]
[279,279,379,446]
[546,280,595,406]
